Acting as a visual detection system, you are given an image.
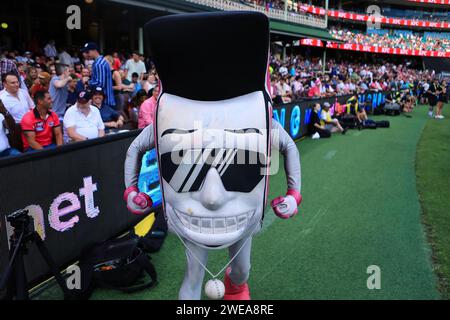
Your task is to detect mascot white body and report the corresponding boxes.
[124,11,301,300]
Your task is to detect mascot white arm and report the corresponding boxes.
[124,125,155,215]
[124,11,301,300]
[270,121,302,219]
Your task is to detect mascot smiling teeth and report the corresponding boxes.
[124,11,302,300]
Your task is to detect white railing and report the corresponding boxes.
[184,0,327,29]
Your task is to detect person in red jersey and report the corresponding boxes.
[20,90,63,152]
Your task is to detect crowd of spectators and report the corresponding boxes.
[269,52,447,140]
[242,0,285,10]
[240,0,324,19]
[325,3,450,23]
[0,37,445,158]
[0,40,160,158]
[240,1,450,53]
[305,73,447,139]
[268,54,435,104]
[330,28,450,52]
[240,0,450,24]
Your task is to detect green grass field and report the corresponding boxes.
[416,106,450,299]
[37,105,448,300]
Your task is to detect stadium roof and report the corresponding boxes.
[269,21,341,43]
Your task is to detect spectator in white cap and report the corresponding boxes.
[320,102,346,135]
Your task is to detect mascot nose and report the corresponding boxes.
[199,168,227,210]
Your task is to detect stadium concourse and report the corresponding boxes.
[36,104,447,300]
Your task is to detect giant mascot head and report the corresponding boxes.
[146,11,271,249]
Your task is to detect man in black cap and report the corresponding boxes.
[63,89,105,142]
[81,42,116,110]
[91,86,124,132]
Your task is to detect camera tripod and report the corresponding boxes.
[0,209,70,300]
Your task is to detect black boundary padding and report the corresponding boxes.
[145,11,270,101]
[0,130,142,168]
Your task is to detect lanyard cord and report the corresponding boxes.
[168,216,253,279]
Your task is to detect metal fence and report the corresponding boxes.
[185,0,327,28]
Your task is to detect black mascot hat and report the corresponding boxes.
[145,11,270,101]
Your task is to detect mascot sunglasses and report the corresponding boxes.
[160,148,268,193]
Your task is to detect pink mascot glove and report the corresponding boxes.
[271,189,302,219]
[124,186,153,215]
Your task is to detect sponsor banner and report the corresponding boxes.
[298,4,450,29]
[0,132,162,288]
[300,39,450,57]
[272,91,388,140]
[407,0,450,4]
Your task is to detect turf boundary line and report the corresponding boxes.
[416,110,450,300]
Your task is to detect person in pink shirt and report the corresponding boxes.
[138,84,159,129]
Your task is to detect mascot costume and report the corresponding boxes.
[123,11,302,300]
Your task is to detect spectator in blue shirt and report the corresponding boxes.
[67,74,79,106]
[81,42,116,109]
[49,64,72,119]
[91,87,124,133]
[131,72,142,96]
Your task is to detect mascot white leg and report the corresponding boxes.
[224,236,253,300]
[179,240,209,300]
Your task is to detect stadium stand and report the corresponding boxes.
[1,0,448,160]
